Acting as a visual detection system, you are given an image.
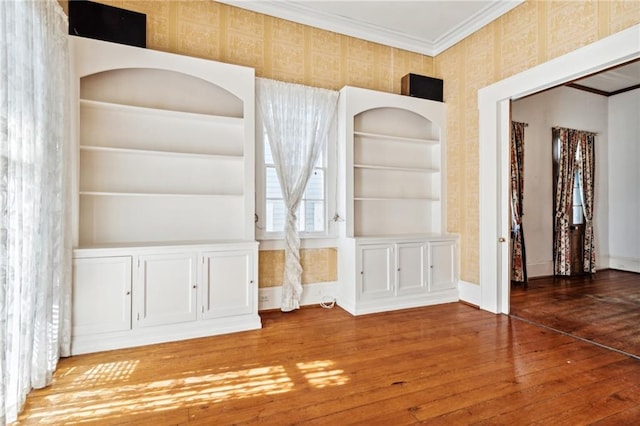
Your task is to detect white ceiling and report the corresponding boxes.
[570,60,640,95]
[219,0,524,56]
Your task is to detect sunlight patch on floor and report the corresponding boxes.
[29,361,351,422]
[71,360,140,386]
[296,360,350,388]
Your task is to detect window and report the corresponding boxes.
[264,136,326,234]
[256,128,337,240]
[572,146,584,225]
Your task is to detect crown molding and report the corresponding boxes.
[218,1,523,57]
[433,0,523,55]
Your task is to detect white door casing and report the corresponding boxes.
[478,25,640,314]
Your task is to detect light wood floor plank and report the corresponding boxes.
[16,301,640,424]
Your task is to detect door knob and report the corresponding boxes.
[498,237,506,243]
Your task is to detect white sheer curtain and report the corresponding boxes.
[1,1,72,422]
[257,78,338,312]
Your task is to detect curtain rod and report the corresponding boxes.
[552,126,599,135]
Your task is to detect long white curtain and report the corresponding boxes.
[257,78,338,312]
[1,1,72,422]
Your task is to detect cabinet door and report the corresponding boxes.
[428,241,457,292]
[396,242,427,296]
[136,253,197,327]
[201,250,254,319]
[358,244,394,300]
[72,256,132,336]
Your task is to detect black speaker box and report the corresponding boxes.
[69,0,146,48]
[401,73,443,102]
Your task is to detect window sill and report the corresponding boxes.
[257,236,338,250]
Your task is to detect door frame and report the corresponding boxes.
[477,24,640,314]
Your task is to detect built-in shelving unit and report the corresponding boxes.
[337,86,458,315]
[345,96,444,237]
[70,36,259,354]
[74,43,253,246]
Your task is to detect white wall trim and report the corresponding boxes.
[258,238,338,250]
[434,1,524,56]
[478,24,640,314]
[259,281,338,311]
[458,280,481,307]
[526,261,554,278]
[609,256,640,274]
[217,1,522,56]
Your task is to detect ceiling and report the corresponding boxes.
[219,1,639,94]
[568,60,640,96]
[219,0,523,56]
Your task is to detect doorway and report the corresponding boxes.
[477,24,640,314]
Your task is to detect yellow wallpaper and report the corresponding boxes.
[63,0,639,287]
[259,249,338,288]
[435,0,639,284]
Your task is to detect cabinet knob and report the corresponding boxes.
[126,291,131,295]
[192,284,197,289]
[360,271,364,275]
[250,280,254,284]
[397,268,400,272]
[430,265,433,269]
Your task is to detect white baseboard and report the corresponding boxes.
[259,281,339,311]
[526,256,613,277]
[458,280,480,307]
[608,256,640,274]
[526,261,553,278]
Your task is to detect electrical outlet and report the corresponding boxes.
[259,295,270,303]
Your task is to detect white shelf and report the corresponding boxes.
[354,131,439,145]
[354,196,440,202]
[80,98,243,126]
[79,145,244,161]
[79,148,244,195]
[79,191,243,198]
[79,194,246,245]
[354,164,439,173]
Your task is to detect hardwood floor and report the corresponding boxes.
[17,302,640,425]
[510,269,640,358]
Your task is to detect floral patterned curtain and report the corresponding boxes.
[510,121,528,282]
[553,127,580,275]
[578,132,597,273]
[553,127,597,275]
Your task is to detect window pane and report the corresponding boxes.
[304,200,325,232]
[573,206,584,225]
[315,149,324,167]
[266,167,282,198]
[266,199,286,232]
[265,138,274,164]
[572,169,584,224]
[304,169,324,200]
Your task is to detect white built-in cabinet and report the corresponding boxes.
[72,243,258,355]
[70,36,260,355]
[337,86,458,315]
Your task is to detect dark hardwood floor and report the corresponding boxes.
[16,301,640,424]
[510,269,640,358]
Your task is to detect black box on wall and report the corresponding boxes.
[401,73,443,102]
[69,0,146,48]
